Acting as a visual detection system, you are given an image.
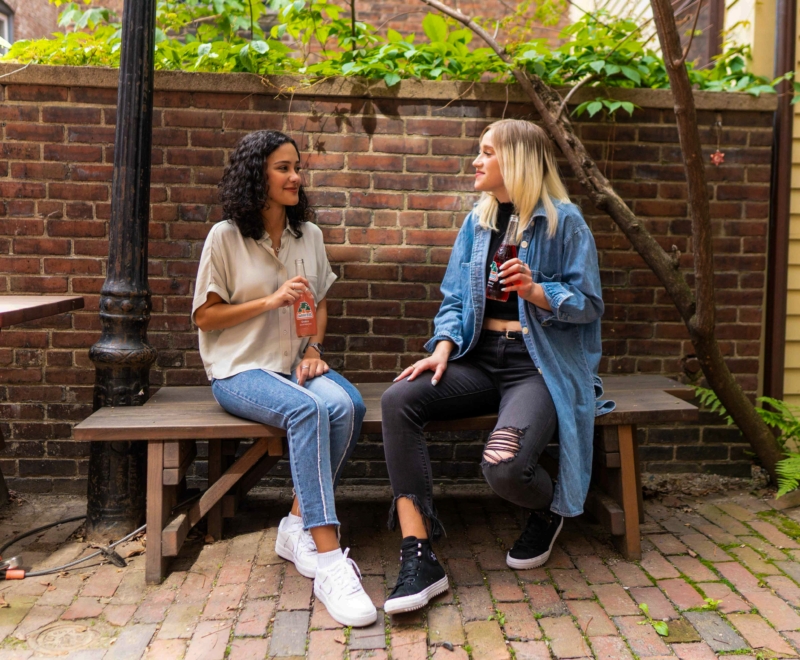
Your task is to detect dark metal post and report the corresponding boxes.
[706,0,726,65]
[764,0,796,399]
[86,0,157,540]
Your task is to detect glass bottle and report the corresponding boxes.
[293,259,318,337]
[486,214,520,302]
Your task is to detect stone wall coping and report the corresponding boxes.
[0,62,779,112]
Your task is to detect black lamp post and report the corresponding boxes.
[86,0,158,540]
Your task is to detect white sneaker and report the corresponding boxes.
[275,516,318,578]
[314,549,378,627]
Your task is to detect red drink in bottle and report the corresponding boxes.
[293,258,318,337]
[486,214,519,302]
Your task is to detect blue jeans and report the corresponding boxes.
[211,369,366,530]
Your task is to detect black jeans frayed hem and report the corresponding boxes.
[387,493,446,541]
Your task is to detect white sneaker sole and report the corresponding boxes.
[506,517,564,570]
[313,585,378,627]
[384,576,450,615]
[275,532,317,578]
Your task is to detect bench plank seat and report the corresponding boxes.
[73,374,699,583]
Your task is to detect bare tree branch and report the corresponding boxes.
[679,0,704,66]
[558,74,596,118]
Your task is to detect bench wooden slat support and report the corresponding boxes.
[74,374,698,582]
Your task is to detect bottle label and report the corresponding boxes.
[488,261,500,282]
[296,301,313,320]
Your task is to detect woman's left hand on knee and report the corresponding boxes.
[296,356,329,385]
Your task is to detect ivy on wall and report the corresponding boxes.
[1,0,792,115]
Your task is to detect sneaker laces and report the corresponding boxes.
[298,529,317,555]
[393,543,424,591]
[515,511,549,550]
[327,548,363,596]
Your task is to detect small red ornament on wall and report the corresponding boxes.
[710,150,725,166]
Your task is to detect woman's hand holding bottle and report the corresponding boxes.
[268,276,309,310]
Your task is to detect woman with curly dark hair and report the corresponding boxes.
[192,130,375,627]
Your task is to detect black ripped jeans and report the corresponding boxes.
[381,330,558,539]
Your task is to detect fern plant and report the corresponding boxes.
[694,386,800,496]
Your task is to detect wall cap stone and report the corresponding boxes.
[0,62,779,112]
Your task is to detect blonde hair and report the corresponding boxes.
[475,119,570,241]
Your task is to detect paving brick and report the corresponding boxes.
[540,616,590,658]
[234,598,275,636]
[13,605,63,640]
[133,588,176,623]
[106,623,158,660]
[144,639,187,659]
[694,523,739,546]
[501,602,542,640]
[778,561,800,584]
[715,561,762,591]
[111,569,148,606]
[767,576,800,607]
[247,564,282,599]
[390,628,427,660]
[731,546,782,575]
[278,576,313,611]
[428,604,465,645]
[592,583,639,616]
[81,565,125,598]
[743,535,790,561]
[229,638,270,660]
[728,612,798,656]
[156,603,202,639]
[36,574,83,607]
[525,584,568,616]
[697,582,749,613]
[464,620,510,660]
[567,600,617,636]
[740,589,800,631]
[671,641,718,660]
[630,586,679,620]
[647,534,688,555]
[515,567,549,583]
[668,556,717,582]
[458,585,495,622]
[307,629,346,659]
[510,641,551,660]
[176,571,214,604]
[552,569,592,600]
[663,618,702,643]
[269,610,310,657]
[716,502,757,522]
[698,505,750,535]
[750,521,800,549]
[203,583,246,619]
[310,600,341,630]
[611,562,653,588]
[217,562,252,585]
[447,558,484,586]
[683,611,748,652]
[103,604,137,627]
[547,545,575,568]
[185,620,231,660]
[613,615,671,658]
[658,578,706,610]
[640,551,681,579]
[475,545,510,571]
[589,635,635,660]
[574,555,616,584]
[350,618,387,650]
[561,533,595,557]
[680,533,732,562]
[353,651,390,660]
[487,570,525,602]
[61,597,104,620]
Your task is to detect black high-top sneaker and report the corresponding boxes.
[384,537,449,615]
[506,510,564,569]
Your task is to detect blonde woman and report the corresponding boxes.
[380,119,613,614]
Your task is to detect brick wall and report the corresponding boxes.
[0,65,777,493]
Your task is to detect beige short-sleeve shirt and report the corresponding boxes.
[191,220,337,380]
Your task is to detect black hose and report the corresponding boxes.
[0,515,86,557]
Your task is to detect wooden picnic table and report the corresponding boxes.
[0,296,85,505]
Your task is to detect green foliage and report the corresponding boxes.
[2,0,788,112]
[638,603,669,637]
[695,386,800,497]
[700,597,722,611]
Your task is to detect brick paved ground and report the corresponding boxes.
[3,488,800,659]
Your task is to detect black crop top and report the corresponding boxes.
[484,202,519,321]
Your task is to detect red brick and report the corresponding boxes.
[6,123,64,142]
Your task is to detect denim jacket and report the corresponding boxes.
[424,200,615,517]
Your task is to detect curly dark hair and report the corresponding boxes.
[218,130,314,240]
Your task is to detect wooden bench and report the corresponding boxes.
[74,374,698,583]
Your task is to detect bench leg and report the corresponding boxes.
[146,440,169,584]
[207,439,223,541]
[612,424,642,560]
